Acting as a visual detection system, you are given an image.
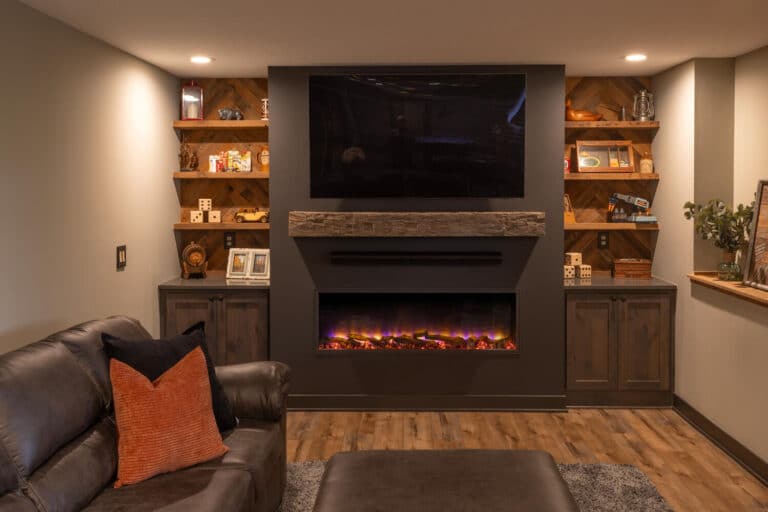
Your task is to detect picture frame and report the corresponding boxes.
[226,248,270,280]
[226,249,251,279]
[575,140,635,173]
[743,180,768,291]
[248,249,270,280]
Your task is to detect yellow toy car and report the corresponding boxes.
[234,208,269,223]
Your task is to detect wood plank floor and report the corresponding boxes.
[286,409,768,512]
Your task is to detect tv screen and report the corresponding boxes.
[309,73,526,198]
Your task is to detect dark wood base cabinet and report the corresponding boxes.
[566,279,676,406]
[159,278,269,365]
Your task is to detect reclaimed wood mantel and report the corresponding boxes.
[288,211,546,238]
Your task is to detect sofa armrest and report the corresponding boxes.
[215,361,290,422]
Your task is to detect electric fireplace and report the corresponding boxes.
[318,292,517,352]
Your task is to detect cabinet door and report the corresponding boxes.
[218,292,269,365]
[567,295,617,391]
[163,292,220,363]
[617,294,671,391]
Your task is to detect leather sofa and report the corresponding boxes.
[0,316,290,512]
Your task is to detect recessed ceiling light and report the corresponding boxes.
[190,55,213,64]
[625,54,647,62]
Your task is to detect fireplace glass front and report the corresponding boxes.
[318,292,517,352]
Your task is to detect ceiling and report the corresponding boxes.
[20,0,768,78]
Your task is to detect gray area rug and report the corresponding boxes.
[280,460,672,512]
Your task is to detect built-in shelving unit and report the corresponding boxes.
[173,120,269,130]
[173,78,270,272]
[564,76,660,273]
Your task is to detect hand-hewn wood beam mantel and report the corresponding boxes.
[288,211,546,238]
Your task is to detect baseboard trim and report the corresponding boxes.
[673,394,767,486]
[287,393,567,411]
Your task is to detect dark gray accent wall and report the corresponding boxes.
[269,65,565,409]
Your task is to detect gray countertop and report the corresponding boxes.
[565,275,676,291]
[159,272,269,290]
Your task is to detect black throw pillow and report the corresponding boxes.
[102,322,237,432]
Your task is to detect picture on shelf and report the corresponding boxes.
[744,180,768,291]
[226,248,270,280]
[227,249,250,278]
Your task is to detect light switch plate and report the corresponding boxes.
[598,231,609,249]
[116,245,127,271]
[224,231,236,249]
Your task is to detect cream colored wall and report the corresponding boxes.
[653,56,768,462]
[734,46,768,204]
[0,1,179,352]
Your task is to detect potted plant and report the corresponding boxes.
[684,199,754,280]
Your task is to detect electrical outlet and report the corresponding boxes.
[224,232,236,249]
[598,231,609,249]
[116,245,127,271]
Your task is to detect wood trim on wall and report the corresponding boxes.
[674,394,768,486]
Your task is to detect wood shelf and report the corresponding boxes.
[689,272,768,308]
[565,173,659,181]
[173,171,269,179]
[173,120,268,130]
[564,223,659,231]
[173,223,270,231]
[565,120,659,130]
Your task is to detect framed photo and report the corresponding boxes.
[226,249,250,279]
[743,180,768,291]
[248,249,270,280]
[226,248,270,280]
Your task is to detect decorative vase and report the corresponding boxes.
[718,251,741,281]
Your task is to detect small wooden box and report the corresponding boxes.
[564,265,576,279]
[565,252,582,266]
[576,264,592,278]
[613,258,652,279]
[576,140,635,173]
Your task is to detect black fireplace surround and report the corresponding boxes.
[269,65,565,410]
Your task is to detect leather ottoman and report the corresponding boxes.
[312,450,578,512]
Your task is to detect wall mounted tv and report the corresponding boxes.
[309,73,526,198]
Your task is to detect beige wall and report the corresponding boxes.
[653,55,768,462]
[734,46,768,204]
[0,1,179,352]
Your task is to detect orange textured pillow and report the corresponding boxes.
[110,346,228,487]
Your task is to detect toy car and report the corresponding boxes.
[234,208,269,223]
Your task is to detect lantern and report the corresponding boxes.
[181,81,204,120]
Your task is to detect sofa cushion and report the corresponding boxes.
[0,340,102,476]
[0,491,37,512]
[26,417,117,512]
[199,420,286,512]
[111,348,228,487]
[103,321,237,432]
[82,468,254,512]
[0,436,19,494]
[52,316,152,407]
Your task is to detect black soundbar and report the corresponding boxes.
[329,251,503,265]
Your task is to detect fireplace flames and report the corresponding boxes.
[319,330,517,351]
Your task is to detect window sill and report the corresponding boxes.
[688,272,768,308]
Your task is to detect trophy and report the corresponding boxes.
[632,89,655,121]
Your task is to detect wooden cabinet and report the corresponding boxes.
[566,281,675,406]
[159,278,269,365]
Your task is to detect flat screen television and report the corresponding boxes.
[309,73,526,198]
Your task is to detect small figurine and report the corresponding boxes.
[565,98,603,122]
[218,107,244,120]
[179,143,199,171]
[234,208,269,223]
